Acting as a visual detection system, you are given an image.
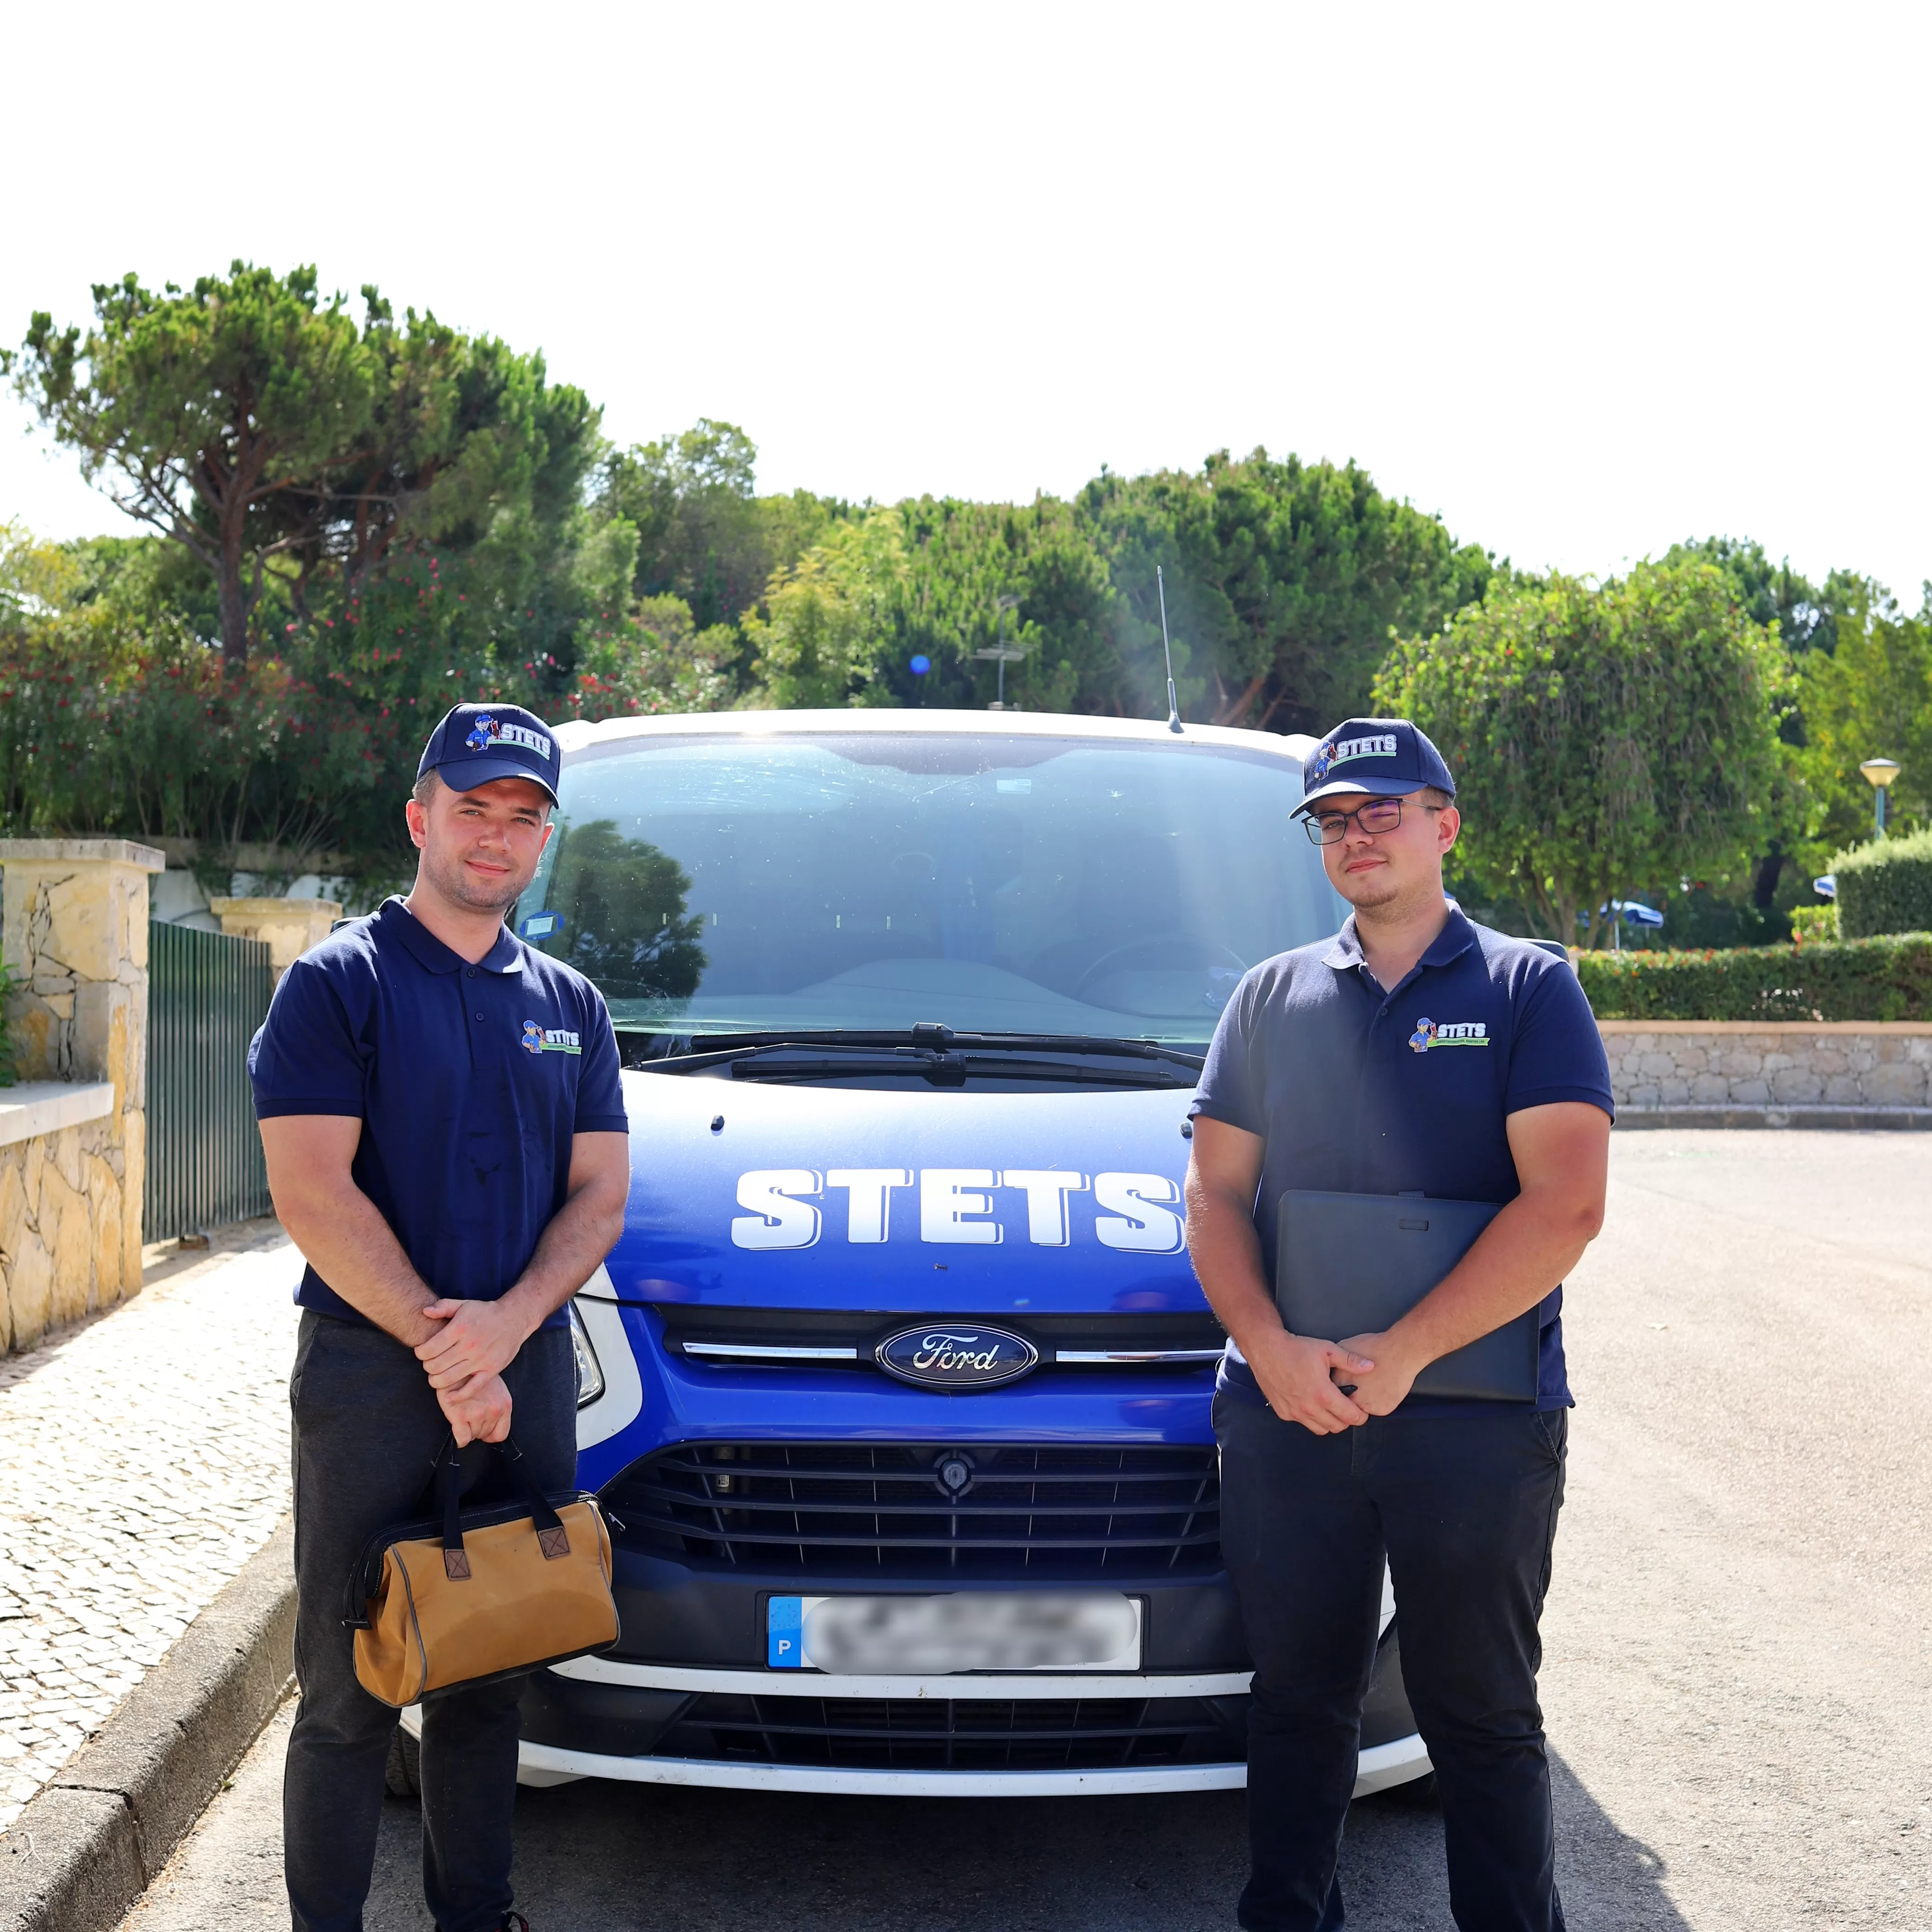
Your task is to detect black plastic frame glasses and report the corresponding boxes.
[1302,797,1441,845]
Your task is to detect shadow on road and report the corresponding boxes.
[365,1749,1692,1932]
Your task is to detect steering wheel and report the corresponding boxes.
[1074,936,1247,1002]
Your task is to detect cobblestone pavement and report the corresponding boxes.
[0,1223,297,1830]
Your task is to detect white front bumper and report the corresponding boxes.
[412,1657,1431,1799]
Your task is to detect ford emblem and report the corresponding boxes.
[875,1324,1040,1391]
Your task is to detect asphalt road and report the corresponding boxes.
[122,1130,1932,1931]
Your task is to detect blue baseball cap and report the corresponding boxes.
[417,703,562,806]
[1295,717,1456,814]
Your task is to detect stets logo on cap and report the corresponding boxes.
[464,713,554,759]
[1312,732,1398,781]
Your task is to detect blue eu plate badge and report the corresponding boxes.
[767,1595,804,1667]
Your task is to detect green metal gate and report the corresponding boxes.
[144,922,275,1242]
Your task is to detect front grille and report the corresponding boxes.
[661,1692,1243,1771]
[604,1441,1222,1577]
[651,1305,1226,1374]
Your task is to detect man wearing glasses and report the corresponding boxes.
[1185,718,1612,1932]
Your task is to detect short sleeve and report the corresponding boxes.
[248,955,368,1120]
[1505,959,1615,1121]
[1189,970,1268,1137]
[571,986,629,1135]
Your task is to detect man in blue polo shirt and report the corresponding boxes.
[248,704,629,1932]
[1185,718,1612,1932]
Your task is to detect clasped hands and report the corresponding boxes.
[415,1297,530,1447]
[1244,1323,1426,1435]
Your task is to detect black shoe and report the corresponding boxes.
[503,1917,529,1932]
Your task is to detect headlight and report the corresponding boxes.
[568,1302,605,1408]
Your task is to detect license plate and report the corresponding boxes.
[766,1592,1142,1672]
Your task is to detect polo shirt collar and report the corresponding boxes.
[1323,901,1480,976]
[379,896,523,976]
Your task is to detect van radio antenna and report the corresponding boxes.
[1156,565,1184,733]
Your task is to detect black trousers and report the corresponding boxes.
[285,1310,577,1932]
[1216,1394,1569,1932]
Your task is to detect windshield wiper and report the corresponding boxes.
[627,1023,1204,1085]
[722,1052,1187,1090]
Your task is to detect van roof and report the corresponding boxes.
[555,707,1316,763]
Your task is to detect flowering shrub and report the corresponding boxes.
[556,596,737,722]
[0,547,739,885]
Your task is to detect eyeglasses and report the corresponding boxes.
[1302,797,1440,845]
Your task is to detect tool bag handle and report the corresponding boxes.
[344,1432,580,1625]
[436,1433,572,1580]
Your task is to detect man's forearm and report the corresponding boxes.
[1391,1189,1599,1367]
[1185,1181,1286,1355]
[493,1180,627,1341]
[279,1185,440,1348]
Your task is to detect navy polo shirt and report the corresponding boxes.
[1190,905,1613,1414]
[248,897,628,1329]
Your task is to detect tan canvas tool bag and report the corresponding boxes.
[346,1434,618,1707]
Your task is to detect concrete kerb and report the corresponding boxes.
[0,1517,294,1932]
[1616,1105,1932,1130]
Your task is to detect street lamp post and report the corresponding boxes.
[1860,757,1901,837]
[974,595,1025,711]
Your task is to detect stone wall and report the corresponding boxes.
[0,1088,122,1349]
[1601,1022,1932,1118]
[206,897,342,982]
[0,841,164,1347]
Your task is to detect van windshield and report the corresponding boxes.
[513,730,1344,1048]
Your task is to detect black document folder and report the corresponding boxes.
[1274,1190,1539,1403]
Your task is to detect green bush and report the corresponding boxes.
[1576,933,1932,1021]
[1832,829,1932,939]
[0,963,17,1087]
[1788,903,1839,944]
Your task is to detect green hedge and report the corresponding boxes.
[1576,932,1932,1021]
[1834,829,1932,939]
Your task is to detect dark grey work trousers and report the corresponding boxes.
[285,1309,576,1932]
[1217,1395,1569,1932]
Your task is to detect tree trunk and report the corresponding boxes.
[217,513,250,667]
[1753,846,1784,909]
[1213,667,1270,728]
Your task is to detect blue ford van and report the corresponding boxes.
[497,710,1429,1798]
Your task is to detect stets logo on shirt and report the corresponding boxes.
[1311,732,1397,779]
[521,1019,582,1056]
[1410,1017,1489,1053]
[464,713,555,758]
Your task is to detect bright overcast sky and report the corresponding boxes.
[3,2,1926,598]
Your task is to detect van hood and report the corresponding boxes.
[605,1068,1205,1315]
